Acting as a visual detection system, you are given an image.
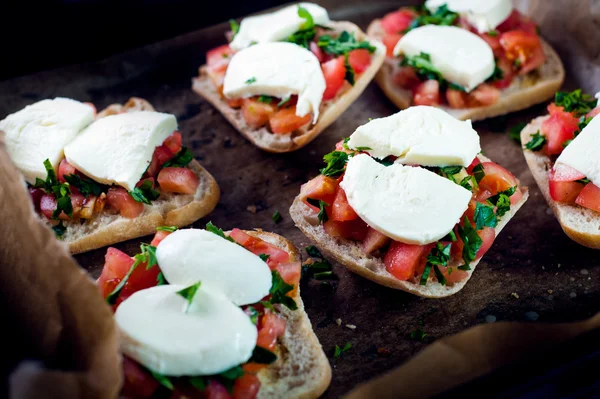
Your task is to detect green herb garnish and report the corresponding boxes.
[63,174,106,197]
[229,19,240,37]
[34,159,73,220]
[376,156,395,167]
[162,146,194,168]
[407,4,458,31]
[150,370,174,390]
[474,202,498,230]
[156,225,178,232]
[344,52,355,85]
[268,270,297,310]
[250,346,277,364]
[333,342,352,359]
[246,306,259,325]
[306,198,329,224]
[176,281,202,312]
[555,89,598,116]
[156,272,168,285]
[259,254,270,262]
[272,210,282,224]
[420,243,451,286]
[320,150,349,177]
[130,179,160,205]
[245,77,257,84]
[509,122,527,144]
[206,221,235,242]
[258,95,275,103]
[106,244,158,305]
[410,328,428,341]
[52,221,67,238]
[285,6,317,48]
[457,217,482,266]
[524,131,546,151]
[471,163,485,183]
[306,245,324,258]
[317,31,377,56]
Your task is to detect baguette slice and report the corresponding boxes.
[521,116,600,248]
[289,156,529,298]
[366,16,565,122]
[192,21,386,153]
[58,98,220,254]
[242,230,332,399]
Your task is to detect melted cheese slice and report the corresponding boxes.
[339,154,472,245]
[223,42,325,123]
[394,25,495,92]
[347,106,480,167]
[230,3,330,50]
[116,285,257,376]
[156,229,272,306]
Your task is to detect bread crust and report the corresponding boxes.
[192,21,386,153]
[289,156,529,298]
[366,17,565,122]
[521,117,600,248]
[54,99,220,254]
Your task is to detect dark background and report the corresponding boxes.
[0,0,287,81]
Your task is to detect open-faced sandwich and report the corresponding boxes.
[366,0,565,121]
[96,224,331,398]
[193,2,385,152]
[290,106,528,297]
[521,89,600,248]
[0,97,219,254]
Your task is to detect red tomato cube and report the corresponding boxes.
[58,159,78,182]
[575,183,600,212]
[384,241,431,281]
[478,162,519,197]
[256,312,287,351]
[229,228,291,267]
[269,106,312,134]
[321,57,346,100]
[348,49,372,73]
[163,131,182,155]
[242,98,276,129]
[151,229,172,247]
[324,219,368,241]
[157,167,199,194]
[233,373,261,399]
[381,10,416,34]
[413,80,440,106]
[361,227,390,254]
[107,187,145,218]
[206,44,234,73]
[121,356,159,398]
[541,107,579,156]
[97,247,135,298]
[300,175,339,210]
[275,262,301,296]
[146,144,175,178]
[383,34,402,57]
[330,186,358,222]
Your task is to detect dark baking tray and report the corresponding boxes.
[1,1,599,397]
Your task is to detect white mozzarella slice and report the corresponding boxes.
[347,106,480,167]
[393,25,495,92]
[156,229,272,306]
[425,0,513,33]
[230,3,330,50]
[339,154,472,245]
[223,42,325,123]
[0,98,94,184]
[63,111,177,191]
[116,285,257,376]
[556,115,600,187]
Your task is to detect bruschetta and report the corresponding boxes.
[0,97,219,254]
[193,2,386,152]
[290,106,528,297]
[521,89,600,248]
[96,224,331,398]
[367,0,564,121]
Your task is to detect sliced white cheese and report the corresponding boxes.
[393,25,494,92]
[339,154,472,245]
[230,2,330,50]
[0,98,94,184]
[347,106,480,167]
[223,42,325,123]
[556,115,600,187]
[116,285,257,376]
[156,229,272,306]
[425,0,513,33]
[64,111,177,191]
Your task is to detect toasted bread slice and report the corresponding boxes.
[57,99,220,254]
[244,230,332,399]
[521,117,600,248]
[289,156,529,298]
[366,17,565,122]
[192,21,386,153]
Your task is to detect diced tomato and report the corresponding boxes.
[233,374,261,399]
[393,66,420,90]
[83,102,97,118]
[300,175,338,210]
[147,144,175,178]
[324,219,368,241]
[29,187,44,211]
[206,44,234,73]
[121,356,159,398]
[58,159,78,183]
[575,183,600,212]
[509,188,524,205]
[478,162,520,197]
[438,266,470,285]
[361,227,390,254]
[229,228,291,267]
[500,30,545,75]
[151,229,172,247]
[107,187,145,218]
[384,241,431,281]
[492,56,515,89]
[476,227,496,259]
[39,192,85,220]
[497,10,524,32]
[310,41,325,63]
[205,380,233,399]
[242,98,276,129]
[227,97,244,109]
[119,260,160,303]
[383,34,402,57]
[446,89,468,109]
[413,80,440,106]
[467,157,482,174]
[348,49,372,73]
[549,169,585,204]
[163,131,182,155]
[275,262,301,296]
[541,106,579,156]
[478,32,503,57]
[322,57,346,100]
[269,106,312,134]
[381,9,416,34]
[469,84,501,106]
[136,177,156,189]
[257,312,287,351]
[157,167,199,194]
[97,247,135,298]
[330,186,358,222]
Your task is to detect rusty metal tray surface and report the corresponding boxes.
[0,1,599,397]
